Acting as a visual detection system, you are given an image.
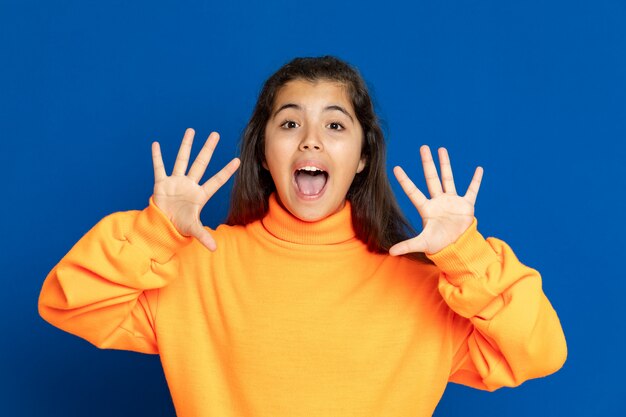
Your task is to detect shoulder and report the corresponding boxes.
[393,253,440,278]
[212,221,256,242]
[372,252,442,293]
[196,220,263,256]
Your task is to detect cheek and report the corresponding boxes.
[262,143,288,180]
[262,138,277,171]
[336,156,364,186]
[347,142,365,172]
[262,126,276,170]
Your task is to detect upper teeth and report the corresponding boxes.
[299,166,323,172]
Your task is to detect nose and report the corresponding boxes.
[299,126,323,151]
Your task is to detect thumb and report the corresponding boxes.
[388,234,428,256]
[188,221,217,252]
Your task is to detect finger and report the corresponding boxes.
[389,235,428,256]
[463,166,484,205]
[188,132,220,183]
[189,221,217,252]
[152,141,167,183]
[393,166,428,212]
[420,145,443,198]
[438,147,457,195]
[201,157,241,200]
[172,128,195,176]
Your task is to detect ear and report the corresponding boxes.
[356,157,366,174]
[262,159,268,170]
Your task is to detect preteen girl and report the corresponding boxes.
[38,56,567,417]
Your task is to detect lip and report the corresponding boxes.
[293,159,330,173]
[292,159,330,200]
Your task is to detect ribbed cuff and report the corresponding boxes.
[426,218,499,286]
[125,196,193,264]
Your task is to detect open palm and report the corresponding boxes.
[152,128,240,251]
[389,145,483,256]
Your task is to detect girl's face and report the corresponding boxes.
[263,79,366,222]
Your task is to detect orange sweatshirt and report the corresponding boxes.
[39,194,566,417]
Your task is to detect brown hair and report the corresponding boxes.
[226,56,429,263]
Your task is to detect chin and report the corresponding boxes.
[292,208,330,222]
[280,193,344,223]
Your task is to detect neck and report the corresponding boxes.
[261,193,356,245]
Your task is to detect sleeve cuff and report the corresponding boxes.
[426,218,499,286]
[124,196,193,264]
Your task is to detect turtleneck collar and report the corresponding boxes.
[260,193,357,245]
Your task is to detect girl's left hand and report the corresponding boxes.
[389,145,484,256]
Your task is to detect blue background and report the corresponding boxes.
[2,0,625,415]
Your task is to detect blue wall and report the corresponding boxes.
[2,0,625,415]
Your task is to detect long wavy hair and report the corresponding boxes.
[226,56,429,263]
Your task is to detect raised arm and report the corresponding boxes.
[38,129,239,353]
[391,145,566,390]
[431,220,566,390]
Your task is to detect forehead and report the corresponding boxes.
[273,79,353,111]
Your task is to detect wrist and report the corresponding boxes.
[125,196,194,263]
[426,218,499,284]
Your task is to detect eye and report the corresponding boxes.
[327,122,344,131]
[280,120,299,129]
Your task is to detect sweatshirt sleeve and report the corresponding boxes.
[38,197,193,354]
[427,218,567,391]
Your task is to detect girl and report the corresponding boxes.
[38,56,566,417]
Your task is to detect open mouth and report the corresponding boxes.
[294,166,329,197]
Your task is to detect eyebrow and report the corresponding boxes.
[272,103,354,123]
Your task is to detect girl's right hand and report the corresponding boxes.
[151,128,240,251]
